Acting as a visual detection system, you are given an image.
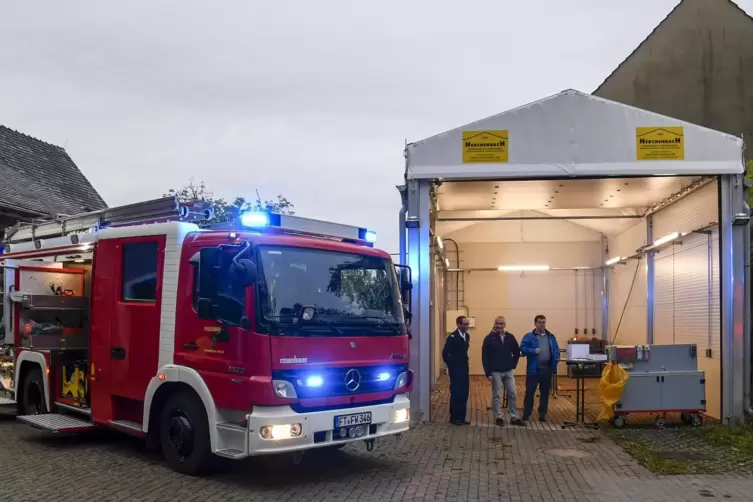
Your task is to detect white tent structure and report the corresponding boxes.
[398,89,750,425]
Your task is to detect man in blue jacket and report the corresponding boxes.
[520,314,560,422]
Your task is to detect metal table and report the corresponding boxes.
[562,359,600,430]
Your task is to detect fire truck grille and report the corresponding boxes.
[272,364,409,399]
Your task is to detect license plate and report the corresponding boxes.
[334,412,372,428]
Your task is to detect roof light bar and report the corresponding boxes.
[237,211,376,246]
[240,211,270,228]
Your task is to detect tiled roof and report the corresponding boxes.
[0,125,107,217]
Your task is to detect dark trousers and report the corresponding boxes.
[523,366,552,419]
[448,366,469,422]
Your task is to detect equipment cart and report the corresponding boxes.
[609,344,706,429]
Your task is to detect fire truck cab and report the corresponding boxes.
[0,197,413,475]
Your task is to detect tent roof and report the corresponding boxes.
[406,89,744,180]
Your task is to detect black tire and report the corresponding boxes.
[680,412,692,424]
[159,391,213,475]
[20,366,47,415]
[612,415,626,429]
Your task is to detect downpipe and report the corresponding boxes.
[398,186,407,266]
[744,209,753,416]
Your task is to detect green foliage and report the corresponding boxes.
[341,269,391,311]
[327,265,392,313]
[165,180,294,225]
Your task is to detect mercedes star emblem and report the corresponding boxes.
[350,341,356,349]
[344,369,361,392]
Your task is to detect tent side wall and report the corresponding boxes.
[652,181,721,418]
[608,221,649,346]
[450,235,603,378]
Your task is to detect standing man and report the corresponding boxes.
[443,315,471,425]
[520,314,560,422]
[482,316,524,427]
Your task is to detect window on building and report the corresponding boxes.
[121,241,159,302]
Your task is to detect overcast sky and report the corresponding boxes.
[1,0,751,254]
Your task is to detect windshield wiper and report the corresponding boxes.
[307,317,345,336]
[354,316,404,335]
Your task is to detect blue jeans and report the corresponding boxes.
[523,367,552,419]
[492,370,519,420]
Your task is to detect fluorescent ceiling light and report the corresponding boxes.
[497,265,549,271]
[605,256,627,266]
[436,236,443,249]
[653,232,680,247]
[445,258,450,268]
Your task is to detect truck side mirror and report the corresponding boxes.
[197,247,221,301]
[197,298,214,320]
[230,258,257,286]
[401,279,413,293]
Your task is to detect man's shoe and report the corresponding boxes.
[510,418,525,426]
[539,416,547,422]
[495,418,505,427]
[462,420,471,425]
[451,420,464,426]
[522,415,530,422]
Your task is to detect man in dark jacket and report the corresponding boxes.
[482,316,524,427]
[442,315,471,425]
[520,314,560,422]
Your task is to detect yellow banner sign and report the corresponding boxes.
[636,127,685,160]
[462,130,508,163]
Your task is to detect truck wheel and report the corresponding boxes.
[20,366,47,415]
[612,415,626,429]
[690,413,703,427]
[159,391,212,475]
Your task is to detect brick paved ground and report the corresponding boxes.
[1,378,752,502]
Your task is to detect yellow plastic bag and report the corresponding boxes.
[597,363,629,422]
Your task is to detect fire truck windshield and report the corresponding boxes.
[256,245,404,335]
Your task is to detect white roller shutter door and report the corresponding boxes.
[652,180,720,418]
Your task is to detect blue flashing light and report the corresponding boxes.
[305,375,324,387]
[364,230,377,243]
[376,372,390,382]
[240,211,270,228]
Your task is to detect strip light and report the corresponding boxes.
[445,258,450,268]
[497,265,550,272]
[436,236,444,249]
[605,256,627,266]
[652,232,680,247]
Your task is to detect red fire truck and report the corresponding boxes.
[0,197,413,475]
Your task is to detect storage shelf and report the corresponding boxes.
[13,294,88,311]
[21,333,88,351]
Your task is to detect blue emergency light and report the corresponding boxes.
[240,211,270,228]
[235,210,376,246]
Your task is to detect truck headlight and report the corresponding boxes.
[272,380,297,399]
[394,371,409,390]
[393,408,409,424]
[260,423,302,440]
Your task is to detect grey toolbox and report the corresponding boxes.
[607,344,705,428]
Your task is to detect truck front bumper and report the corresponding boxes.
[214,394,410,459]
